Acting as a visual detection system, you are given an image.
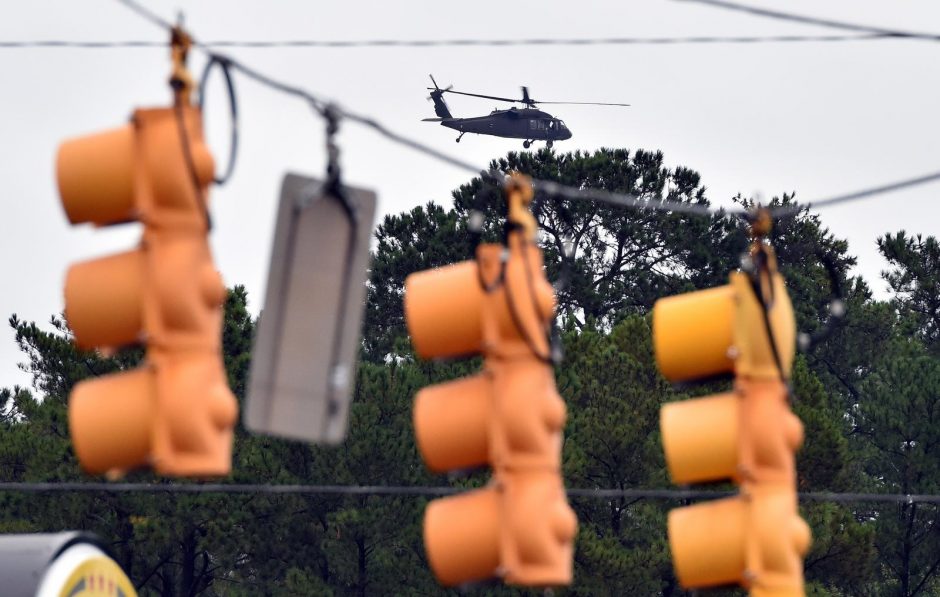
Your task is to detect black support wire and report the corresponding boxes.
[115,0,173,29]
[677,0,940,42]
[534,180,723,218]
[0,33,892,49]
[198,55,239,185]
[0,482,937,505]
[538,169,940,221]
[0,40,164,47]
[774,169,940,216]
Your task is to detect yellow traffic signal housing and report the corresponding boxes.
[653,244,811,596]
[57,103,237,477]
[405,175,577,587]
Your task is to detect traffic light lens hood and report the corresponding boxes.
[70,367,155,476]
[660,392,739,484]
[653,284,735,382]
[64,249,144,350]
[56,125,136,226]
[669,497,747,588]
[405,259,486,359]
[424,487,500,586]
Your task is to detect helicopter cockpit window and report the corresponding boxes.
[548,120,556,130]
[530,120,537,130]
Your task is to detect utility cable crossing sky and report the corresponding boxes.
[679,0,940,42]
[0,33,893,48]
[0,481,938,505]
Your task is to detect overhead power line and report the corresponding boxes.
[542,165,940,219]
[0,33,891,49]
[791,170,940,214]
[0,40,163,48]
[677,0,940,42]
[0,481,938,505]
[108,0,940,223]
[116,0,172,29]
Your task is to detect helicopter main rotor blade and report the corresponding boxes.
[427,84,629,107]
[440,89,524,103]
[533,101,631,106]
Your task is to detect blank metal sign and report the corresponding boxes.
[246,173,376,444]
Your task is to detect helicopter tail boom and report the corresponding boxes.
[428,91,453,119]
[427,74,454,119]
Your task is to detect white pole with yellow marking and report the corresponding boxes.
[0,532,136,597]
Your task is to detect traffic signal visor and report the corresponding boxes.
[57,125,136,226]
[660,392,738,484]
[424,487,501,586]
[653,271,796,382]
[653,284,735,382]
[404,258,488,360]
[64,249,144,350]
[70,368,155,475]
[668,495,747,588]
[413,373,492,472]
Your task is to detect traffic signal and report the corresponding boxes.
[652,231,811,596]
[404,174,577,587]
[56,33,237,477]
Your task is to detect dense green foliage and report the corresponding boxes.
[2,148,938,595]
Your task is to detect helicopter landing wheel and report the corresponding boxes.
[456,132,465,143]
[523,140,531,149]
[546,140,554,149]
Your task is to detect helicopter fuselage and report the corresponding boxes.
[440,107,572,141]
[425,75,626,147]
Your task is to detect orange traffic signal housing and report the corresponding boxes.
[404,175,577,587]
[57,104,237,477]
[652,244,811,596]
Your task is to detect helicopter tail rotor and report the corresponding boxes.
[427,74,453,100]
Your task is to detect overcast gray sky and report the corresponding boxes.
[2,0,939,390]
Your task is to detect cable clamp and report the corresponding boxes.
[169,16,194,105]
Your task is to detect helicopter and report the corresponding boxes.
[423,75,629,148]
